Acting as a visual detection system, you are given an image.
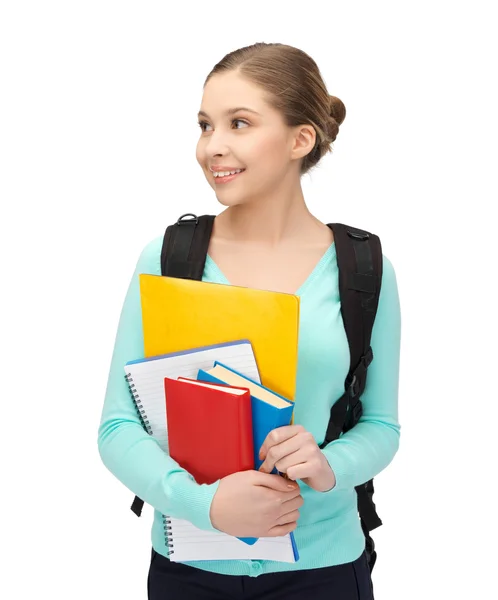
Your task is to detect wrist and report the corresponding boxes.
[319,466,336,492]
[167,474,221,531]
[316,456,336,492]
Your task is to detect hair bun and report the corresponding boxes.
[329,95,346,126]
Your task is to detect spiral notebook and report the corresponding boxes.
[165,517,299,562]
[123,339,299,562]
[124,339,261,453]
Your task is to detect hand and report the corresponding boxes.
[209,470,304,538]
[258,425,336,492]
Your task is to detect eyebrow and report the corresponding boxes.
[197,107,261,118]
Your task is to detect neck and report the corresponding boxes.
[213,179,324,249]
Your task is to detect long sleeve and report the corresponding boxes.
[322,254,401,490]
[97,237,220,530]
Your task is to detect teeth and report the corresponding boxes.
[213,169,243,177]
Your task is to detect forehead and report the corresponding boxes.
[199,72,268,116]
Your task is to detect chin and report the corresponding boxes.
[214,195,246,207]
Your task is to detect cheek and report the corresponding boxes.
[195,142,213,185]
[247,135,287,174]
[195,141,203,165]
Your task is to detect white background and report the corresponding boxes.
[1,1,496,598]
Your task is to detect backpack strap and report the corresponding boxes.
[319,223,383,445]
[319,222,383,571]
[130,213,215,517]
[160,213,216,279]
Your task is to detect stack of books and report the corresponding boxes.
[123,274,301,563]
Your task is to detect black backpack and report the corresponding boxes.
[130,213,384,572]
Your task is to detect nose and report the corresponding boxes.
[203,127,232,157]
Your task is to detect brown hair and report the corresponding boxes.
[204,42,346,176]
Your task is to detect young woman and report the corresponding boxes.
[98,42,401,599]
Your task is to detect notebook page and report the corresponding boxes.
[168,517,297,562]
[124,341,260,452]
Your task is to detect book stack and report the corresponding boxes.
[123,274,301,562]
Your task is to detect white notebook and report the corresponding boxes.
[166,517,299,563]
[124,339,261,453]
[123,339,299,563]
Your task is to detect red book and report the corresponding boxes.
[164,376,254,484]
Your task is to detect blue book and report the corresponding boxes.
[197,361,295,471]
[196,361,298,556]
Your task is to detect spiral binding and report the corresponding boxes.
[124,373,153,436]
[125,372,172,553]
[163,515,174,555]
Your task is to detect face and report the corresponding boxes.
[195,71,314,208]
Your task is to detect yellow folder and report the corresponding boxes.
[139,274,300,403]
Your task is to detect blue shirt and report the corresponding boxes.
[98,234,401,577]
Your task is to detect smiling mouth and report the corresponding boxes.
[212,169,246,183]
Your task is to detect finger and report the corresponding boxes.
[259,435,308,474]
[269,485,302,503]
[266,522,297,537]
[281,494,304,510]
[253,471,299,491]
[274,454,308,479]
[281,488,303,503]
[284,461,315,481]
[259,425,305,460]
[276,509,300,526]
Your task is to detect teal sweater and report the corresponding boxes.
[98,234,401,578]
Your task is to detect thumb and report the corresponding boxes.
[255,471,299,491]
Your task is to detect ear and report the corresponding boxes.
[290,124,316,161]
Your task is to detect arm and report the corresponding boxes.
[321,254,402,490]
[97,237,220,530]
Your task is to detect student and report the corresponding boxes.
[98,42,401,599]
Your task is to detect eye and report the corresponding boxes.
[197,119,249,132]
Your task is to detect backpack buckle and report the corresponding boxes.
[351,396,363,422]
[362,347,373,368]
[176,213,199,225]
[348,374,360,398]
[347,348,373,398]
[346,226,370,241]
[346,393,363,429]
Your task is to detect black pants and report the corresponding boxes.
[147,547,374,599]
